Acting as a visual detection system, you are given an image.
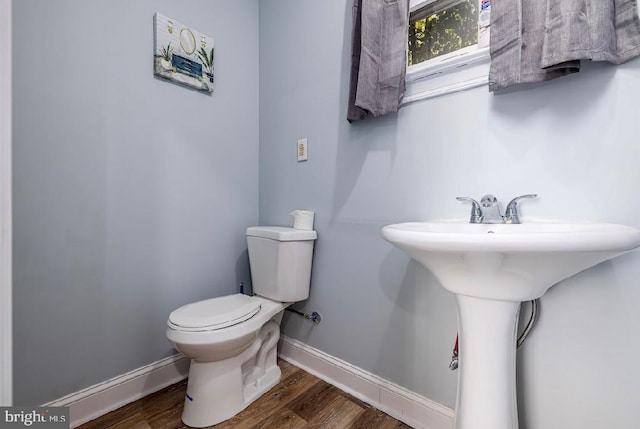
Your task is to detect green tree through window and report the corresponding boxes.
[408,0,478,66]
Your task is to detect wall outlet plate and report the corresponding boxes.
[297,138,308,162]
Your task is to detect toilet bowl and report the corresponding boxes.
[166,226,316,428]
[166,294,287,427]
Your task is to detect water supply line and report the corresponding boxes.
[286,308,322,324]
[239,283,322,324]
[517,299,538,348]
[449,299,539,370]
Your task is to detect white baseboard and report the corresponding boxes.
[278,336,454,429]
[41,340,454,429]
[43,354,190,428]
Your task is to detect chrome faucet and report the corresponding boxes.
[456,194,537,224]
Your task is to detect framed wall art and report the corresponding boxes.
[154,13,215,93]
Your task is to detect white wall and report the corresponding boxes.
[0,0,12,407]
[13,0,260,405]
[259,1,640,428]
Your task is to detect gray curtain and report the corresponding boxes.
[348,0,410,122]
[489,0,640,91]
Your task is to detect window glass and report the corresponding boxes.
[408,0,478,66]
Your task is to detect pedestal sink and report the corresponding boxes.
[381,220,640,429]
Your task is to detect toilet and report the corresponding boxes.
[166,226,317,428]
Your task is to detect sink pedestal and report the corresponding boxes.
[454,295,521,429]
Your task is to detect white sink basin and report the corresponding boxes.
[382,220,640,301]
[382,219,640,429]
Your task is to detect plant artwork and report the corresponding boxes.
[154,13,215,93]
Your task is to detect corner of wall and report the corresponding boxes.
[0,0,13,407]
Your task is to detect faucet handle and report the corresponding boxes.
[456,197,483,224]
[504,194,537,224]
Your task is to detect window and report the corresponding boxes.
[404,0,491,104]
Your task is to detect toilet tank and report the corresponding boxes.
[246,226,317,302]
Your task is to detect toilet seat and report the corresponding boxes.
[168,294,262,332]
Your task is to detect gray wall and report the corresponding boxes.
[13,0,259,405]
[259,1,640,428]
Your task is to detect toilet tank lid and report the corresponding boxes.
[246,226,317,241]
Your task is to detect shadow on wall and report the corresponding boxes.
[281,234,326,344]
[329,0,401,224]
[236,249,252,296]
[514,256,635,429]
[375,247,458,406]
[487,60,617,159]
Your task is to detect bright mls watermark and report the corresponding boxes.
[1,407,69,428]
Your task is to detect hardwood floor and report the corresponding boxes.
[78,359,412,429]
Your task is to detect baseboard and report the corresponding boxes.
[41,339,454,428]
[43,354,190,428]
[278,336,454,429]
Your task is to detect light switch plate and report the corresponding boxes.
[297,138,308,162]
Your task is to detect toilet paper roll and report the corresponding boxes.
[290,210,315,230]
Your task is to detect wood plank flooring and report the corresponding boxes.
[78,359,412,429]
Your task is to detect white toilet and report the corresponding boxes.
[166,226,317,428]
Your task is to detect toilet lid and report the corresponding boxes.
[168,294,262,331]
